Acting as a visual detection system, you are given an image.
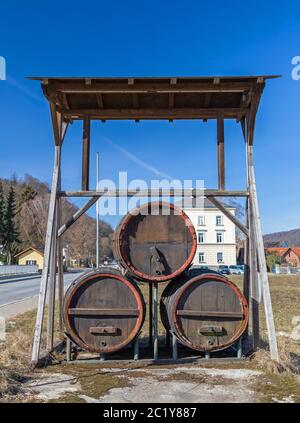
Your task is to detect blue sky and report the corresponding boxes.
[0,0,299,233]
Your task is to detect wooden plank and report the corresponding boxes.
[217,115,225,190]
[45,81,255,93]
[58,196,98,237]
[49,103,62,146]
[47,207,57,351]
[204,93,212,108]
[249,198,260,348]
[132,93,139,108]
[58,189,250,198]
[207,196,249,237]
[96,93,104,108]
[243,198,250,337]
[60,107,245,121]
[177,310,243,318]
[169,93,174,108]
[68,308,139,316]
[57,165,64,337]
[57,209,64,336]
[82,116,90,191]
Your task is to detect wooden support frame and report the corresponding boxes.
[58,196,98,237]
[31,105,68,365]
[217,115,225,190]
[82,116,91,191]
[57,197,64,337]
[207,196,249,237]
[242,108,279,361]
[31,75,280,365]
[47,207,58,350]
[57,189,249,198]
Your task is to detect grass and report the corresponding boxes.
[0,273,299,402]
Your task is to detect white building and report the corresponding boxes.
[182,198,237,267]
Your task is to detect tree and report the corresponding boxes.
[3,185,20,264]
[0,182,5,261]
[265,251,282,272]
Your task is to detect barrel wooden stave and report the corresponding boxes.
[160,272,248,352]
[113,202,197,282]
[64,268,145,354]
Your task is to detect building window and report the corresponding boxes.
[198,215,205,226]
[199,252,205,263]
[216,232,223,243]
[216,215,223,226]
[198,231,205,244]
[217,252,224,263]
[26,260,37,265]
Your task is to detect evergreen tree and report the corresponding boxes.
[17,184,36,214]
[0,182,5,261]
[3,185,20,264]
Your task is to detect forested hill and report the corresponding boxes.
[0,175,113,263]
[263,228,300,247]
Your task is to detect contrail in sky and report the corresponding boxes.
[100,134,174,180]
[7,75,44,103]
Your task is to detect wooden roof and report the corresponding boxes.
[28,75,280,121]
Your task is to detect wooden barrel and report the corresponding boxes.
[160,271,249,352]
[113,201,197,282]
[63,268,146,354]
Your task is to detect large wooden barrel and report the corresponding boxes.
[113,201,197,282]
[63,268,146,354]
[160,271,249,352]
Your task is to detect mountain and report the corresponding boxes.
[0,174,113,263]
[263,228,300,248]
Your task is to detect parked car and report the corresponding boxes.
[218,265,230,275]
[229,265,243,275]
[237,265,244,274]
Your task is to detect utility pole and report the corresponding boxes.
[96,152,100,268]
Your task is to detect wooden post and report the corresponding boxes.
[133,337,139,360]
[247,143,279,361]
[153,283,158,360]
[217,115,225,190]
[31,105,68,365]
[82,116,91,191]
[57,193,64,336]
[31,144,61,364]
[248,198,260,348]
[47,208,58,350]
[149,283,153,347]
[172,332,178,360]
[243,198,250,337]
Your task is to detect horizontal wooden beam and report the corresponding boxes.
[177,310,244,318]
[60,108,245,121]
[68,308,139,316]
[57,189,249,198]
[45,81,256,94]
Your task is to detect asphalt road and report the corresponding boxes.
[0,270,86,307]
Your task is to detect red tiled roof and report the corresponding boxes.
[265,247,288,256]
[290,247,300,257]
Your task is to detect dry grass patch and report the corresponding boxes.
[0,305,61,401]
